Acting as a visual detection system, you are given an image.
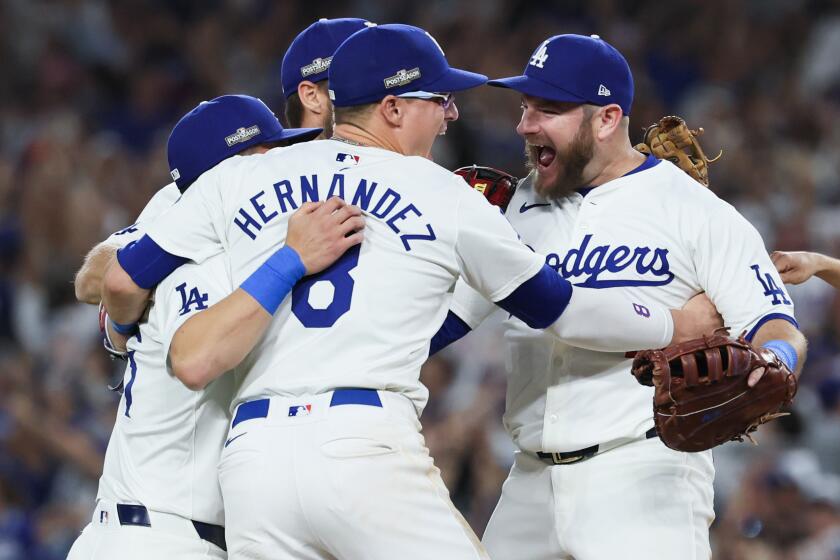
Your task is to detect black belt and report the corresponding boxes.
[537,427,658,466]
[116,504,226,551]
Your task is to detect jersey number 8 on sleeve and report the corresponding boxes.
[292,245,361,328]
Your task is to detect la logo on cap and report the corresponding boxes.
[529,41,549,69]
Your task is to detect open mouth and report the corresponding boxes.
[530,144,557,169]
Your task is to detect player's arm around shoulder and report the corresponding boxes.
[75,240,122,304]
[76,184,182,305]
[102,171,233,326]
[169,198,364,390]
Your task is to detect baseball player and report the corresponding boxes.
[434,34,807,559]
[773,250,840,288]
[280,18,373,134]
[101,25,723,559]
[279,17,459,149]
[75,17,372,306]
[67,95,333,560]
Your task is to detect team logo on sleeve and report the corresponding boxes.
[545,234,674,288]
[113,223,139,236]
[751,264,791,305]
[176,282,209,316]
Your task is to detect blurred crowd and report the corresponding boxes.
[1,0,839,558]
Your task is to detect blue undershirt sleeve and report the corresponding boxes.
[495,264,573,329]
[429,311,472,356]
[116,234,189,290]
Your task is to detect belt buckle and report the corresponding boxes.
[550,452,586,465]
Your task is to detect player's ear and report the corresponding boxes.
[594,104,623,140]
[379,96,403,127]
[298,80,326,115]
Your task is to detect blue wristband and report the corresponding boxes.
[761,340,798,372]
[241,245,306,314]
[109,318,138,336]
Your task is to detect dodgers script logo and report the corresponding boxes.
[546,234,674,288]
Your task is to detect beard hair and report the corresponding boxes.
[322,105,335,139]
[526,119,595,201]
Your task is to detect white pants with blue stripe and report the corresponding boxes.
[219,390,488,560]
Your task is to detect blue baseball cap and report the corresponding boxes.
[489,34,634,115]
[167,95,321,192]
[280,18,372,100]
[328,24,488,107]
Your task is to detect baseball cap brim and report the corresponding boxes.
[488,75,588,104]
[264,127,322,144]
[423,67,488,93]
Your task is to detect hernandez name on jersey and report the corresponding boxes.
[143,139,544,414]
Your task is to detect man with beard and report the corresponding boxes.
[435,34,807,559]
[102,26,727,559]
[280,18,373,136]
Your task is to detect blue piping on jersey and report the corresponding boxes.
[576,154,659,198]
[745,313,799,342]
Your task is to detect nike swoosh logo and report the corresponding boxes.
[519,202,552,213]
[224,433,247,448]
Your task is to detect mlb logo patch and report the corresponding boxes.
[336,153,360,165]
[99,510,109,524]
[288,404,312,417]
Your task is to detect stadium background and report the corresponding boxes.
[1,0,840,558]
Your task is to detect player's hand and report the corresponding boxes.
[286,197,365,275]
[670,292,724,343]
[770,251,822,285]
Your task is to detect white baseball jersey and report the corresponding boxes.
[142,139,545,413]
[103,183,181,245]
[97,184,235,525]
[452,159,796,453]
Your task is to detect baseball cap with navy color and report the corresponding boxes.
[328,24,488,107]
[489,34,634,115]
[167,94,321,192]
[280,18,372,100]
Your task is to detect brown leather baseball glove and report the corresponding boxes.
[631,330,797,452]
[634,115,721,188]
[454,165,518,212]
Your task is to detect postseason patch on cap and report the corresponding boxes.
[384,67,421,89]
[225,125,261,147]
[301,56,332,77]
